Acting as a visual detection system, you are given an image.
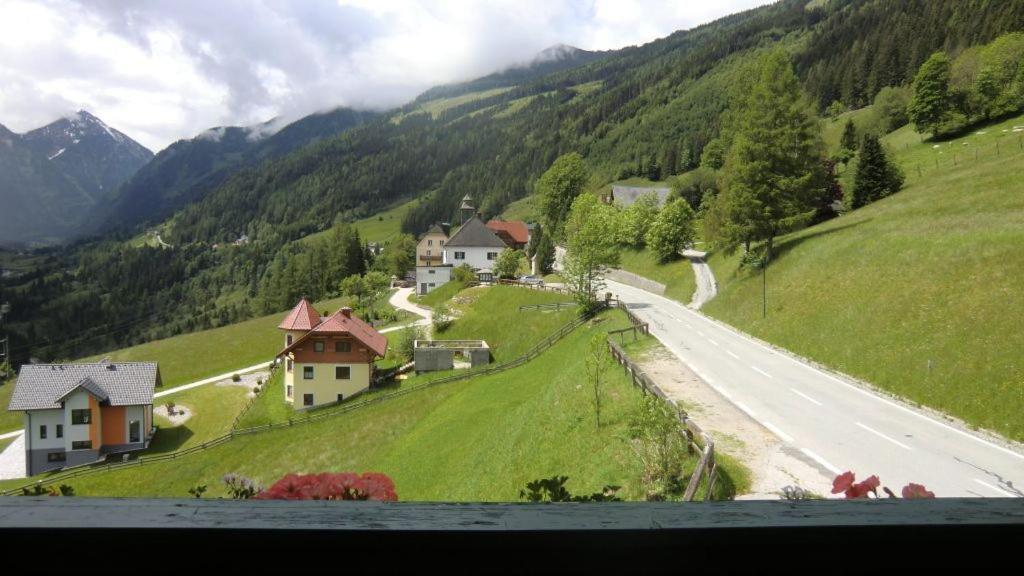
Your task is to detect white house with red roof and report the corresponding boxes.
[276,300,388,409]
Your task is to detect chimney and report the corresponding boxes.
[340,307,352,318]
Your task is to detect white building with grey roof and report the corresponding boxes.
[7,361,160,476]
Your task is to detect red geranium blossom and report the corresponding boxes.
[255,472,398,501]
[832,471,855,494]
[901,483,936,499]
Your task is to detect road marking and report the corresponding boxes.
[790,388,823,407]
[608,279,1024,463]
[707,338,719,347]
[736,402,757,418]
[972,479,1016,497]
[855,422,912,451]
[751,366,773,379]
[801,448,842,475]
[762,421,794,443]
[726,350,740,360]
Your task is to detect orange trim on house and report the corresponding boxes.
[101,405,127,445]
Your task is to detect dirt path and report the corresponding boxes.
[682,249,717,309]
[629,343,833,499]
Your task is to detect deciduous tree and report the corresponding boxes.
[909,52,952,137]
[537,152,589,238]
[645,198,696,262]
[563,194,619,312]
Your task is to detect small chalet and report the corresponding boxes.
[7,361,159,476]
[277,300,388,409]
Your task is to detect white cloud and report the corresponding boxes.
[0,0,770,151]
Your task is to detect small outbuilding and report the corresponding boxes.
[413,340,491,373]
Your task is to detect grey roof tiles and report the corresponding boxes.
[8,362,159,411]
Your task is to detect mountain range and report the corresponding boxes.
[0,111,152,246]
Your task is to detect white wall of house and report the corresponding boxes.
[64,390,95,450]
[416,265,452,294]
[444,246,502,270]
[125,405,145,443]
[25,409,64,450]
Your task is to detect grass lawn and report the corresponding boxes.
[499,195,540,222]
[16,307,737,501]
[0,379,21,433]
[83,294,354,389]
[149,383,253,454]
[237,285,578,428]
[413,280,467,309]
[0,436,12,453]
[703,112,1024,441]
[615,247,697,304]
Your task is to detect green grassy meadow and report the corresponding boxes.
[83,294,354,389]
[703,112,1024,441]
[8,307,734,501]
[615,247,697,304]
[0,379,19,433]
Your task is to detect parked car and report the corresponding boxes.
[519,275,544,286]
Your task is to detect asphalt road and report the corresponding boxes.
[606,278,1024,498]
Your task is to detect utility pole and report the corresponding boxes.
[761,253,769,319]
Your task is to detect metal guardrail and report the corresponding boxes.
[2,299,609,496]
[604,299,717,502]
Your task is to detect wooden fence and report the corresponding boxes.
[1,303,609,496]
[518,301,576,312]
[604,298,717,502]
[498,279,572,295]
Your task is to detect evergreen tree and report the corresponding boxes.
[719,51,825,259]
[646,153,662,181]
[851,134,904,209]
[909,52,952,137]
[536,233,556,276]
[840,119,858,153]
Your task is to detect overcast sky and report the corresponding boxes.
[0,0,771,152]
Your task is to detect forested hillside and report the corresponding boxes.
[3,0,1021,368]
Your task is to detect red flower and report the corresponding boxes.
[901,483,935,499]
[845,475,880,499]
[832,471,855,494]
[255,472,398,501]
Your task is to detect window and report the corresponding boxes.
[336,366,351,380]
[429,283,436,287]
[428,269,435,274]
[455,251,465,260]
[303,366,314,380]
[287,359,293,372]
[56,425,63,438]
[303,393,314,407]
[286,385,293,398]
[71,409,91,425]
[337,394,344,403]
[335,341,352,353]
[47,452,66,463]
[286,334,293,346]
[487,252,498,260]
[314,341,325,353]
[428,239,433,246]
[39,425,47,439]
[427,249,431,256]
[71,440,92,450]
[129,420,140,443]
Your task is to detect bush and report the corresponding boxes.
[231,373,241,382]
[452,264,476,284]
[397,325,426,364]
[520,476,621,502]
[433,303,454,332]
[187,484,207,499]
[255,472,398,501]
[223,473,262,499]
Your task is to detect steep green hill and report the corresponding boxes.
[702,112,1024,441]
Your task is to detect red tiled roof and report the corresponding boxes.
[486,220,529,246]
[277,298,321,331]
[277,306,388,358]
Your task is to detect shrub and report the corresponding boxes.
[397,325,426,364]
[21,482,75,497]
[187,485,207,499]
[433,303,454,332]
[231,373,241,382]
[628,395,687,501]
[452,264,476,284]
[254,472,398,501]
[253,386,260,394]
[223,474,262,499]
[519,476,621,502]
